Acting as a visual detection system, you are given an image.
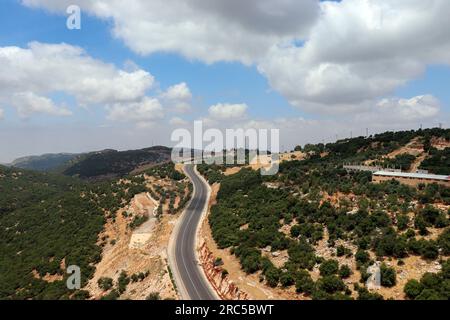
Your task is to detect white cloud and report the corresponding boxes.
[169,117,188,126]
[0,42,154,108]
[106,97,163,128]
[21,0,319,65]
[208,103,248,120]
[161,82,192,113]
[361,95,441,124]
[20,0,450,122]
[0,108,4,120]
[11,92,72,117]
[259,0,450,114]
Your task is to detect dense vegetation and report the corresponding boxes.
[11,153,82,172]
[0,165,150,300]
[200,128,450,300]
[420,147,450,175]
[63,146,171,179]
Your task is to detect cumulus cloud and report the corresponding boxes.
[161,82,192,113]
[21,0,319,65]
[357,95,441,124]
[0,42,154,109]
[259,0,450,113]
[21,0,450,119]
[11,92,72,117]
[209,103,248,120]
[106,97,163,128]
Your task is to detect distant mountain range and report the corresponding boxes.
[9,146,173,180]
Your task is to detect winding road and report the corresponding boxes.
[168,164,218,300]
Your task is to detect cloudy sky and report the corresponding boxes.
[0,0,449,162]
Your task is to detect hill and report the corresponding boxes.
[0,165,152,299]
[62,146,172,179]
[11,153,82,172]
[10,146,173,180]
[198,128,450,300]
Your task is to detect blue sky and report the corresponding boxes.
[0,0,449,162]
[0,0,302,124]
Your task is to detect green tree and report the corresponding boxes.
[339,265,352,279]
[319,260,339,276]
[404,279,424,299]
[380,263,396,287]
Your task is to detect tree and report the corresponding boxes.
[280,272,295,287]
[438,227,450,255]
[319,260,339,277]
[117,271,130,294]
[97,277,113,291]
[146,292,161,300]
[295,270,315,295]
[397,214,410,231]
[265,267,281,288]
[404,279,424,299]
[380,263,396,287]
[339,265,352,279]
[355,250,370,265]
[421,240,439,260]
[318,275,346,294]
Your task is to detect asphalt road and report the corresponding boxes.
[173,164,217,300]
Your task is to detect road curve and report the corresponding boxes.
[169,164,218,300]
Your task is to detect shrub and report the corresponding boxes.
[319,259,339,276]
[380,263,396,287]
[339,265,352,279]
[97,277,114,291]
[404,279,424,299]
[146,292,161,300]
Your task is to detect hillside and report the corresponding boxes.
[11,153,82,172]
[10,146,173,180]
[62,146,172,180]
[0,165,149,299]
[198,128,450,300]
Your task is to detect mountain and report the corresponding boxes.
[0,164,150,300]
[10,146,173,180]
[11,153,82,172]
[62,146,172,179]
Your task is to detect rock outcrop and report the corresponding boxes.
[199,242,249,300]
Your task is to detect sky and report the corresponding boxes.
[0,0,449,163]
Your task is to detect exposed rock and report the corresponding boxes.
[199,242,249,300]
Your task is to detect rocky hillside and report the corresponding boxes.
[198,128,450,300]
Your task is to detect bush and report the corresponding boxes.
[380,263,396,287]
[97,277,114,291]
[117,271,130,294]
[317,275,346,294]
[355,250,370,265]
[146,292,161,300]
[280,272,295,287]
[339,265,352,279]
[101,289,120,300]
[295,270,315,295]
[319,260,339,277]
[404,279,424,299]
